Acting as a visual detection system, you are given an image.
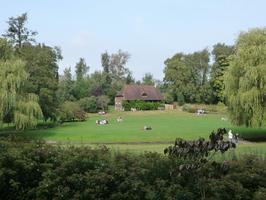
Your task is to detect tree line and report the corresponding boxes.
[0,13,265,129]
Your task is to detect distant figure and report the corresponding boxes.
[96,119,108,125]
[144,126,152,131]
[234,133,239,143]
[196,109,205,116]
[228,130,233,142]
[131,108,137,112]
[221,117,228,121]
[117,116,123,122]
[98,111,106,115]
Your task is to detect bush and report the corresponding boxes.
[78,97,98,113]
[96,95,110,111]
[122,100,162,111]
[0,139,266,200]
[182,103,227,114]
[232,127,266,142]
[78,96,110,113]
[59,101,86,122]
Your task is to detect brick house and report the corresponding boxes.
[115,85,164,111]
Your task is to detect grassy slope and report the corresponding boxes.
[24,110,231,143]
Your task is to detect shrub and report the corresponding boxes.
[78,96,110,113]
[122,100,162,111]
[232,127,266,142]
[96,95,110,111]
[59,101,86,122]
[182,104,227,114]
[0,136,266,200]
[78,97,98,113]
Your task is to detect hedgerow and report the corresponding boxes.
[0,132,265,200]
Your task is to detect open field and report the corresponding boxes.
[16,109,265,155]
[24,109,231,143]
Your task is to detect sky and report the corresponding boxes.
[0,0,265,80]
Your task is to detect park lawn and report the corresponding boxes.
[24,110,231,143]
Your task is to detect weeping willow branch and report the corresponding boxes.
[0,59,43,130]
[224,28,266,127]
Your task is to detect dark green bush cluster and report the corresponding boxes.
[232,128,266,142]
[122,100,163,111]
[182,103,227,114]
[78,96,110,113]
[58,101,86,122]
[0,139,266,200]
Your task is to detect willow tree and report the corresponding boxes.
[224,28,266,127]
[0,59,43,130]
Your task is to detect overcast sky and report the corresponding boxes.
[0,0,265,80]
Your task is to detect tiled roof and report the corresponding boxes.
[116,85,164,100]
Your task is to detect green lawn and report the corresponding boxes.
[11,109,266,155]
[24,110,231,143]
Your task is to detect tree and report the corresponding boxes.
[224,28,266,127]
[75,58,89,81]
[0,59,42,130]
[109,49,131,81]
[88,71,108,97]
[59,101,86,122]
[57,67,75,103]
[72,58,90,100]
[18,44,62,121]
[142,73,155,86]
[3,13,37,48]
[164,49,210,104]
[210,43,234,103]
[0,38,13,60]
[78,97,98,113]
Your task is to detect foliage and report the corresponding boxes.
[75,57,89,82]
[2,13,37,48]
[232,127,266,142]
[122,100,162,111]
[57,67,75,103]
[0,38,13,60]
[164,49,211,104]
[0,138,265,200]
[224,28,266,127]
[18,44,62,121]
[0,59,42,130]
[164,128,236,172]
[142,73,155,86]
[210,43,234,103]
[96,95,110,111]
[58,101,86,122]
[78,96,98,113]
[182,103,227,114]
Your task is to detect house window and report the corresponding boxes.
[141,92,147,97]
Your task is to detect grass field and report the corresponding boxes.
[0,108,260,155]
[24,109,231,143]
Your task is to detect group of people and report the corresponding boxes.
[196,109,205,116]
[96,116,123,125]
[96,119,109,125]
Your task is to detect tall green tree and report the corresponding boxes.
[57,67,75,103]
[224,28,266,127]
[3,13,37,48]
[210,43,234,103]
[75,58,89,81]
[142,73,155,86]
[18,44,62,121]
[100,50,132,103]
[0,59,42,130]
[164,49,210,104]
[72,58,90,99]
